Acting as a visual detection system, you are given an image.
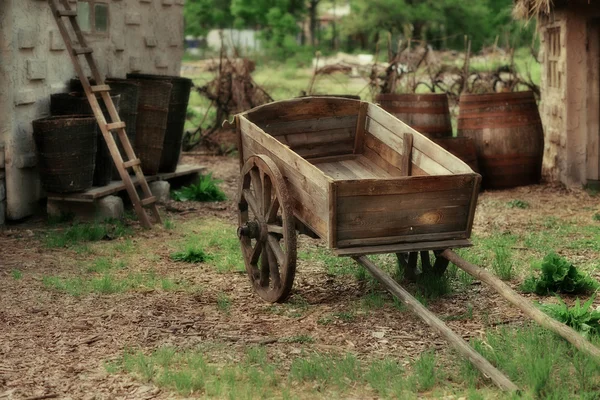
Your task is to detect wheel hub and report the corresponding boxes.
[238,220,261,239]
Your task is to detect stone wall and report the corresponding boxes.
[0,0,184,225]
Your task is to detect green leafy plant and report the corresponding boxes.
[521,253,599,295]
[593,213,600,222]
[171,173,227,202]
[541,296,600,338]
[507,199,530,209]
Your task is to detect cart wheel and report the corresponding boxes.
[396,250,450,281]
[238,155,297,303]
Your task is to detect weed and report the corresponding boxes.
[114,239,134,254]
[411,351,437,391]
[521,253,599,295]
[334,311,356,322]
[540,296,600,338]
[492,246,513,280]
[170,246,210,263]
[593,213,600,222]
[171,173,226,202]
[86,257,126,273]
[164,219,175,230]
[282,335,314,344]
[415,273,452,300]
[365,358,405,398]
[360,291,386,310]
[289,353,361,390]
[507,199,530,209]
[216,292,231,313]
[245,347,267,365]
[11,270,23,280]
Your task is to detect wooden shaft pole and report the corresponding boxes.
[442,249,600,361]
[353,255,519,392]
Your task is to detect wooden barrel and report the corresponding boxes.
[457,91,544,189]
[32,116,97,193]
[433,137,479,173]
[50,92,121,187]
[375,93,452,139]
[125,78,173,176]
[127,73,192,173]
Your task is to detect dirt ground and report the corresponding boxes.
[1,152,600,399]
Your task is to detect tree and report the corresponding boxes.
[184,0,234,36]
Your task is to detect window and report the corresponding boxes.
[547,27,561,89]
[77,1,109,35]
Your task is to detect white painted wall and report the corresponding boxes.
[0,0,185,223]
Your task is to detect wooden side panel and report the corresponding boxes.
[245,97,361,123]
[366,104,473,175]
[334,174,478,248]
[256,115,358,160]
[239,117,331,239]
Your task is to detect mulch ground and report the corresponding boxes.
[1,153,599,399]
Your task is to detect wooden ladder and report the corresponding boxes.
[47,0,161,228]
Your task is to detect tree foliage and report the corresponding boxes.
[184,0,234,36]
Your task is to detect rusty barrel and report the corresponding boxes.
[457,91,544,189]
[376,93,452,139]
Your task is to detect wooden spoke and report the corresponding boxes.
[249,241,262,265]
[266,197,280,223]
[238,155,297,303]
[266,245,282,289]
[267,235,286,266]
[267,224,284,234]
[242,189,261,219]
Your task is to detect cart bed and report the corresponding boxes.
[237,97,480,253]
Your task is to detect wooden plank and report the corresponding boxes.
[244,97,361,123]
[316,162,357,180]
[402,133,413,176]
[363,146,404,177]
[465,175,481,237]
[294,139,355,159]
[364,134,428,176]
[337,231,469,248]
[367,104,472,174]
[328,181,337,248]
[336,174,476,197]
[353,102,369,154]
[156,164,207,181]
[283,128,354,147]
[259,115,357,136]
[353,155,393,178]
[334,239,472,256]
[308,154,358,164]
[47,175,159,202]
[340,160,378,179]
[338,205,469,230]
[367,118,450,175]
[353,256,519,392]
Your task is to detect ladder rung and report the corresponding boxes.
[106,122,126,131]
[91,85,111,93]
[58,10,78,17]
[123,159,141,169]
[141,197,157,207]
[73,47,93,55]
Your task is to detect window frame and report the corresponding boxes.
[77,0,110,37]
[546,26,561,90]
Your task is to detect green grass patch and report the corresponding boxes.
[43,220,131,248]
[170,246,210,263]
[171,173,227,202]
[216,292,232,313]
[506,199,530,209]
[11,270,23,280]
[164,219,175,230]
[465,325,600,398]
[42,270,188,297]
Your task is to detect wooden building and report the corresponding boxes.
[0,0,185,226]
[514,0,600,188]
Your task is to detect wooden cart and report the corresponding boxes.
[231,97,600,391]
[234,97,481,303]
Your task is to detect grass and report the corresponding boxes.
[43,220,131,248]
[507,199,530,209]
[11,269,23,280]
[42,270,189,297]
[216,292,231,313]
[176,219,245,273]
[170,246,210,263]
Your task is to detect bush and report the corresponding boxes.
[171,173,227,202]
[521,253,599,295]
